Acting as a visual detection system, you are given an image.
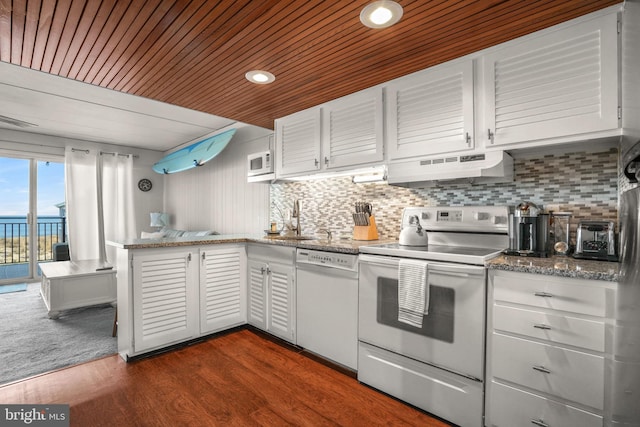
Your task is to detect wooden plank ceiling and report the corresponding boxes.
[0,0,621,130]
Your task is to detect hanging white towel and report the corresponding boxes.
[398,259,429,327]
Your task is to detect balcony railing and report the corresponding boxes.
[0,216,67,265]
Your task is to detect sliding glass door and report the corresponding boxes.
[0,157,30,283]
[0,156,65,285]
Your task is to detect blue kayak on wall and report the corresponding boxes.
[152,128,237,174]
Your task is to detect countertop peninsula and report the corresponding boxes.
[107,234,396,254]
[108,235,619,282]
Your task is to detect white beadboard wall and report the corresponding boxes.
[163,126,271,234]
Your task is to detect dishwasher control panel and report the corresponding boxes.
[296,249,358,271]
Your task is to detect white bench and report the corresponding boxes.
[39,260,116,319]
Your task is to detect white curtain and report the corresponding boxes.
[101,153,136,264]
[65,147,137,265]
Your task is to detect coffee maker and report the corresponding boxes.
[506,202,550,257]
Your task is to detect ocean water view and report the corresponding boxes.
[0,216,66,238]
[1,216,66,265]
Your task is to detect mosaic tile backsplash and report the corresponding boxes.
[270,148,620,241]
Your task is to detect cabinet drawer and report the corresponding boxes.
[487,381,603,427]
[492,333,604,410]
[493,304,605,352]
[493,274,607,317]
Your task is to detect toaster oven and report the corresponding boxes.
[573,220,618,261]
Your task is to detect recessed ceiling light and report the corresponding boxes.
[245,70,276,84]
[360,1,403,29]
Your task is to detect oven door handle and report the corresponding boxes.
[359,254,401,266]
[427,269,478,278]
[359,255,485,276]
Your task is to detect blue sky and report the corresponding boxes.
[0,157,65,216]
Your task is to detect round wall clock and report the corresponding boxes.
[138,178,152,192]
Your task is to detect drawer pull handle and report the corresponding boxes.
[534,292,553,297]
[533,324,551,330]
[533,366,551,374]
[531,419,549,427]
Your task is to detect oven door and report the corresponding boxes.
[358,253,486,380]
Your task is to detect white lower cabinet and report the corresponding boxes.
[489,382,603,427]
[199,245,247,335]
[117,244,247,359]
[131,248,199,354]
[247,244,296,344]
[485,270,617,427]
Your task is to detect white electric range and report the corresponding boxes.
[357,205,509,427]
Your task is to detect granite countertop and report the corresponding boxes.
[109,235,619,282]
[107,234,396,254]
[486,254,619,282]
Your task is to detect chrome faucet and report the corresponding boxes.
[292,200,301,236]
[318,228,333,242]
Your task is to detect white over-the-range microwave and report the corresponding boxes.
[247,150,274,177]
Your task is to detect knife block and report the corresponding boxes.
[353,216,379,241]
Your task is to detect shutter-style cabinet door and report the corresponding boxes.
[387,60,474,160]
[267,262,295,343]
[322,87,383,169]
[275,108,321,176]
[199,245,246,335]
[247,259,267,330]
[483,12,619,147]
[132,250,198,353]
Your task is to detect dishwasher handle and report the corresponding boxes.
[296,262,359,280]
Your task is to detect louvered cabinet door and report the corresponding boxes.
[387,60,474,160]
[199,246,247,335]
[132,250,198,353]
[322,87,383,169]
[275,108,321,176]
[266,262,296,344]
[482,12,619,147]
[247,259,267,330]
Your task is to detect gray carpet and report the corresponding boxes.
[0,282,117,385]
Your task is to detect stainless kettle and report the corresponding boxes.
[399,215,429,246]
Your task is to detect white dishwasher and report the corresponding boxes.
[296,248,359,370]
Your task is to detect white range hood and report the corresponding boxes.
[387,151,514,187]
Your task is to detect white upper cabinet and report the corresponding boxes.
[275,108,321,176]
[481,12,619,148]
[275,88,384,178]
[322,87,383,169]
[387,60,475,160]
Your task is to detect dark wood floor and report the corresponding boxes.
[0,329,451,426]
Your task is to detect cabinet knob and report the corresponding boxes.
[532,365,551,374]
[314,158,319,167]
[487,128,494,144]
[533,324,551,330]
[465,132,471,146]
[534,292,553,298]
[531,419,549,427]
[324,156,329,166]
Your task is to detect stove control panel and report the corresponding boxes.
[437,210,463,222]
[402,206,510,233]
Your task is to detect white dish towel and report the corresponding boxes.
[398,259,430,327]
